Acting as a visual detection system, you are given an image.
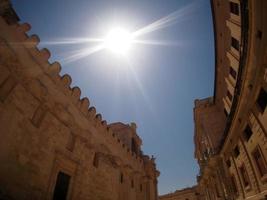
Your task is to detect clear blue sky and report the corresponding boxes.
[12,0,214,195]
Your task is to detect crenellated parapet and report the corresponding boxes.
[0,2,162,200]
[0,0,156,177]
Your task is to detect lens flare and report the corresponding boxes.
[104,28,133,54]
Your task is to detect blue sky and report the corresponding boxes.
[12,0,214,194]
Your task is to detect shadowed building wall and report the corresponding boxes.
[194,0,267,199]
[0,1,159,200]
[162,0,267,199]
[159,186,198,200]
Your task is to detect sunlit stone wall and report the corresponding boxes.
[0,1,159,200]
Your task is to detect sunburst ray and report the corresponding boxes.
[132,1,198,37]
[60,44,105,64]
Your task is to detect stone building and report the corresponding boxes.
[159,186,198,200]
[194,0,267,200]
[0,1,159,200]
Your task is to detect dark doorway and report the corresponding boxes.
[53,171,71,200]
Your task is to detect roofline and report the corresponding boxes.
[210,0,217,104]
[218,0,249,152]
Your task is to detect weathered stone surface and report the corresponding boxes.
[159,186,198,200]
[193,1,267,200]
[0,2,159,200]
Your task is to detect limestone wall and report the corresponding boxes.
[194,98,226,160]
[0,2,159,200]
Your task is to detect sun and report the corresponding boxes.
[104,28,133,54]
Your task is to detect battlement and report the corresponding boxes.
[0,2,156,173]
[0,2,161,199]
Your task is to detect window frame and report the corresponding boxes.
[53,171,71,200]
[256,88,267,114]
[243,124,253,142]
[93,153,99,168]
[233,146,240,158]
[224,108,229,117]
[227,90,233,101]
[252,146,267,179]
[231,37,240,51]
[120,173,124,184]
[239,164,250,189]
[226,159,231,168]
[131,179,134,188]
[230,175,239,196]
[229,1,240,16]
[229,66,237,80]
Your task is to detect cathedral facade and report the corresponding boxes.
[0,1,159,200]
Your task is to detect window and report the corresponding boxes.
[231,37,240,51]
[256,30,262,39]
[227,90,233,101]
[226,159,231,168]
[120,173,124,183]
[252,147,267,177]
[93,153,99,168]
[239,165,250,187]
[243,125,253,141]
[53,171,71,200]
[131,179,134,188]
[229,67,237,80]
[229,2,239,15]
[256,88,267,113]
[140,184,142,192]
[230,175,238,195]
[233,146,240,158]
